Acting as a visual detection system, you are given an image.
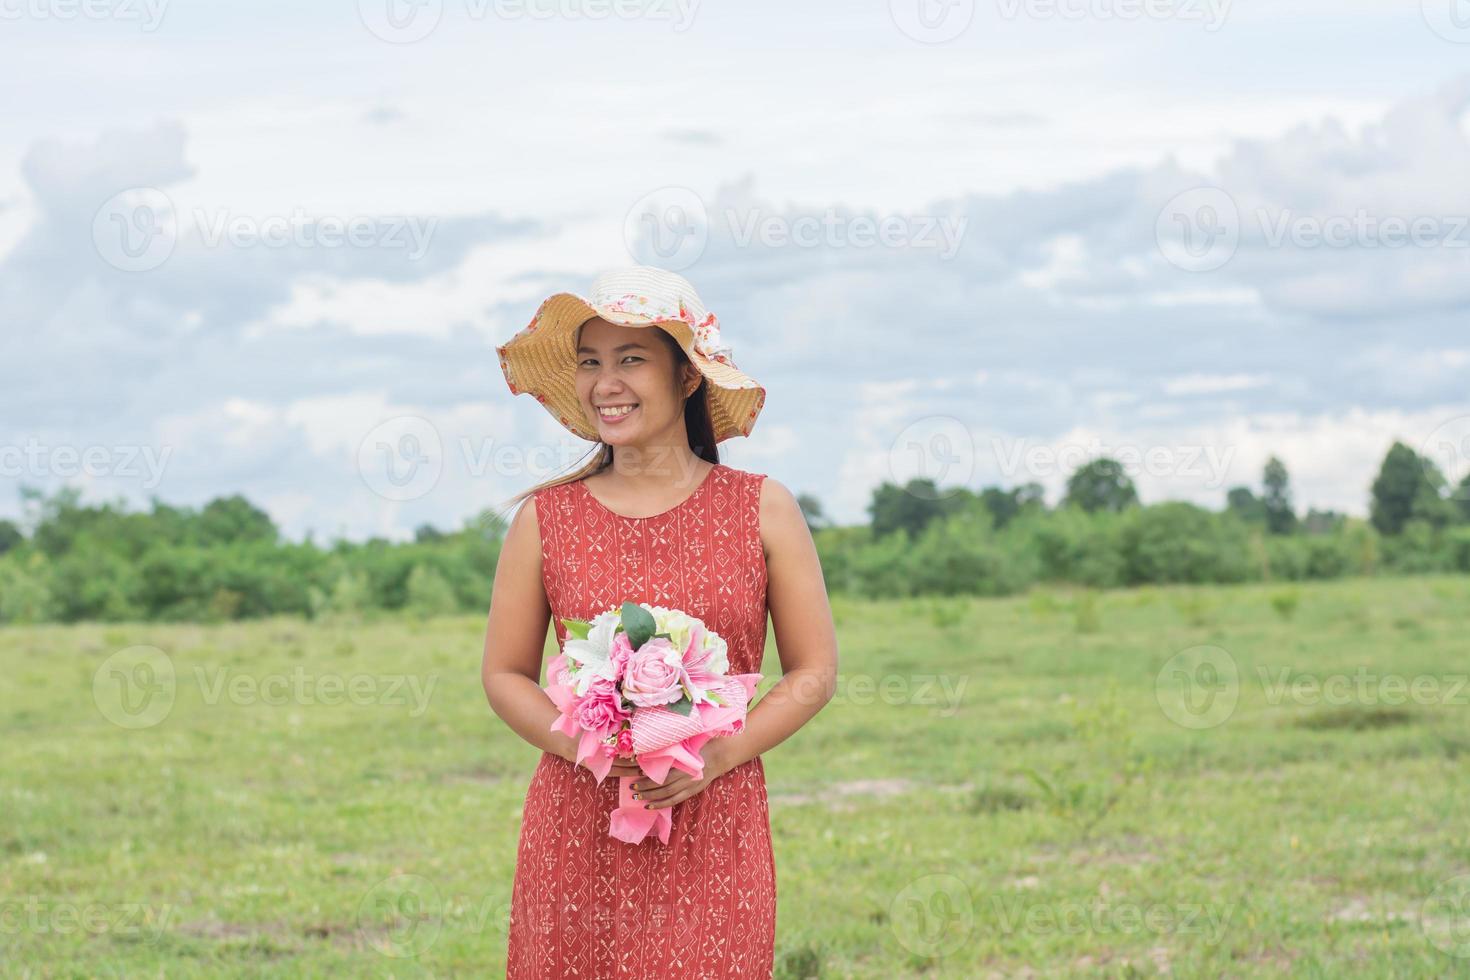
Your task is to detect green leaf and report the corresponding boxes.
[561,617,591,641]
[620,601,656,650]
[665,697,694,717]
[706,691,725,706]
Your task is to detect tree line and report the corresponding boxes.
[0,440,1466,623]
[811,441,1470,597]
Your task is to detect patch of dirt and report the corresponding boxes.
[442,768,505,786]
[769,778,974,811]
[1233,947,1300,972]
[176,919,262,940]
[1326,896,1416,924]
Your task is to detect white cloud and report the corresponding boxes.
[1162,373,1271,396]
[5,26,1470,537]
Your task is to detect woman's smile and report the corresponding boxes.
[597,403,639,424]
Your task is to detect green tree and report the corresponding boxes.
[414,523,445,543]
[795,493,828,532]
[868,479,951,538]
[1302,508,1345,535]
[1370,442,1454,535]
[0,520,22,555]
[1225,487,1265,524]
[199,495,278,545]
[1063,458,1138,514]
[1262,456,1297,535]
[980,482,1046,530]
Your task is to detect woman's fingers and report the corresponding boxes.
[634,773,691,802]
[646,787,694,809]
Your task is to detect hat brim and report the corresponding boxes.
[496,291,765,444]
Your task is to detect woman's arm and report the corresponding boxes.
[481,496,580,763]
[706,477,839,774]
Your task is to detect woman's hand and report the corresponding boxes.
[630,739,733,810]
[557,736,643,779]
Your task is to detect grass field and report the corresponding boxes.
[3,575,1469,977]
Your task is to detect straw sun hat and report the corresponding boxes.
[496,266,766,443]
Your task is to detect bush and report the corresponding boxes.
[406,564,458,619]
[1013,507,1126,589]
[0,555,55,623]
[1380,521,1457,574]
[1118,503,1253,586]
[1446,526,1470,573]
[902,508,1037,597]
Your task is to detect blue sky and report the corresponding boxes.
[4,0,1470,540]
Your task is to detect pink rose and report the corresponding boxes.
[575,678,629,735]
[620,637,686,707]
[615,727,634,757]
[608,631,635,679]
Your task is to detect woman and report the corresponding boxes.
[482,266,839,978]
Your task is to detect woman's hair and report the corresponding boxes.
[492,322,719,520]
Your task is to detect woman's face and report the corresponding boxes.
[575,317,699,447]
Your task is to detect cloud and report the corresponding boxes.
[6,73,1470,535]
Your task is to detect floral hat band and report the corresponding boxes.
[495,266,765,444]
[599,292,737,367]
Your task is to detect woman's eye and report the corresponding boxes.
[578,356,642,367]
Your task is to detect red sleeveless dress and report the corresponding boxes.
[506,462,777,979]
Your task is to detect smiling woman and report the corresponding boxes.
[483,267,839,978]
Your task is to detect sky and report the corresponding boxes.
[3,0,1470,540]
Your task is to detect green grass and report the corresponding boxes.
[3,576,1470,976]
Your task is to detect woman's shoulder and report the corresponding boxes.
[715,461,769,486]
[526,476,582,515]
[718,464,800,524]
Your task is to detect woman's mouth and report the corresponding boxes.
[597,403,639,424]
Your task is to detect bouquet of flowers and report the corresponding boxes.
[543,601,761,845]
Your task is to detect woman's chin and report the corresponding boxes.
[598,423,641,443]
[594,410,646,442]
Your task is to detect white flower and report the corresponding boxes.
[563,609,621,696]
[647,605,697,653]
